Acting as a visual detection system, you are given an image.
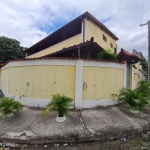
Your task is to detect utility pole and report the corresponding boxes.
[140,21,150,81]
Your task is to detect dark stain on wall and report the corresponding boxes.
[83,82,87,91]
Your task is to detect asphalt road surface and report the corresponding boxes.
[3,133,150,150]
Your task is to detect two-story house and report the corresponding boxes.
[26,11,119,58]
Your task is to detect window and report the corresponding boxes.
[103,34,107,42]
[110,43,113,48]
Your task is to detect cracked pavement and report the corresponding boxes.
[0,104,150,143]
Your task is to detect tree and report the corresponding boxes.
[0,36,27,63]
[97,49,117,61]
[141,57,148,79]
[141,57,148,72]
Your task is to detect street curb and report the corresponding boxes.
[0,122,149,144]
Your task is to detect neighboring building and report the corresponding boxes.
[117,49,145,89]
[131,50,146,89]
[26,11,118,58]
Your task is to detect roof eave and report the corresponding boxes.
[25,12,87,52]
[26,11,119,52]
[85,12,119,40]
[117,48,141,62]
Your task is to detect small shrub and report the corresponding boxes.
[43,94,73,117]
[137,80,150,100]
[118,88,148,110]
[0,97,23,117]
[97,49,117,61]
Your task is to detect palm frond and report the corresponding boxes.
[0,97,23,117]
[42,94,73,117]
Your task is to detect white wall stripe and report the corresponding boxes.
[75,60,83,109]
[83,60,126,68]
[1,59,76,70]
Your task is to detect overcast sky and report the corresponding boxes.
[0,0,149,57]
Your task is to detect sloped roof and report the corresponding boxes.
[0,64,4,68]
[117,48,141,63]
[82,12,119,40]
[41,40,104,57]
[26,11,118,52]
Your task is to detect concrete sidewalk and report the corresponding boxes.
[0,103,150,144]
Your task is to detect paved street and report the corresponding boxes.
[1,90,150,149]
[2,133,150,150]
[0,104,150,144]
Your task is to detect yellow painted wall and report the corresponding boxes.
[28,51,43,58]
[0,61,144,102]
[0,68,9,93]
[85,19,117,53]
[130,62,144,90]
[82,67,124,100]
[28,34,82,58]
[8,65,76,99]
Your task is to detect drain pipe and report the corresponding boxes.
[81,17,85,42]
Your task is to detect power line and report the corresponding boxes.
[138,36,148,51]
[140,0,146,38]
[140,0,145,24]
[141,41,148,52]
[140,21,150,81]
